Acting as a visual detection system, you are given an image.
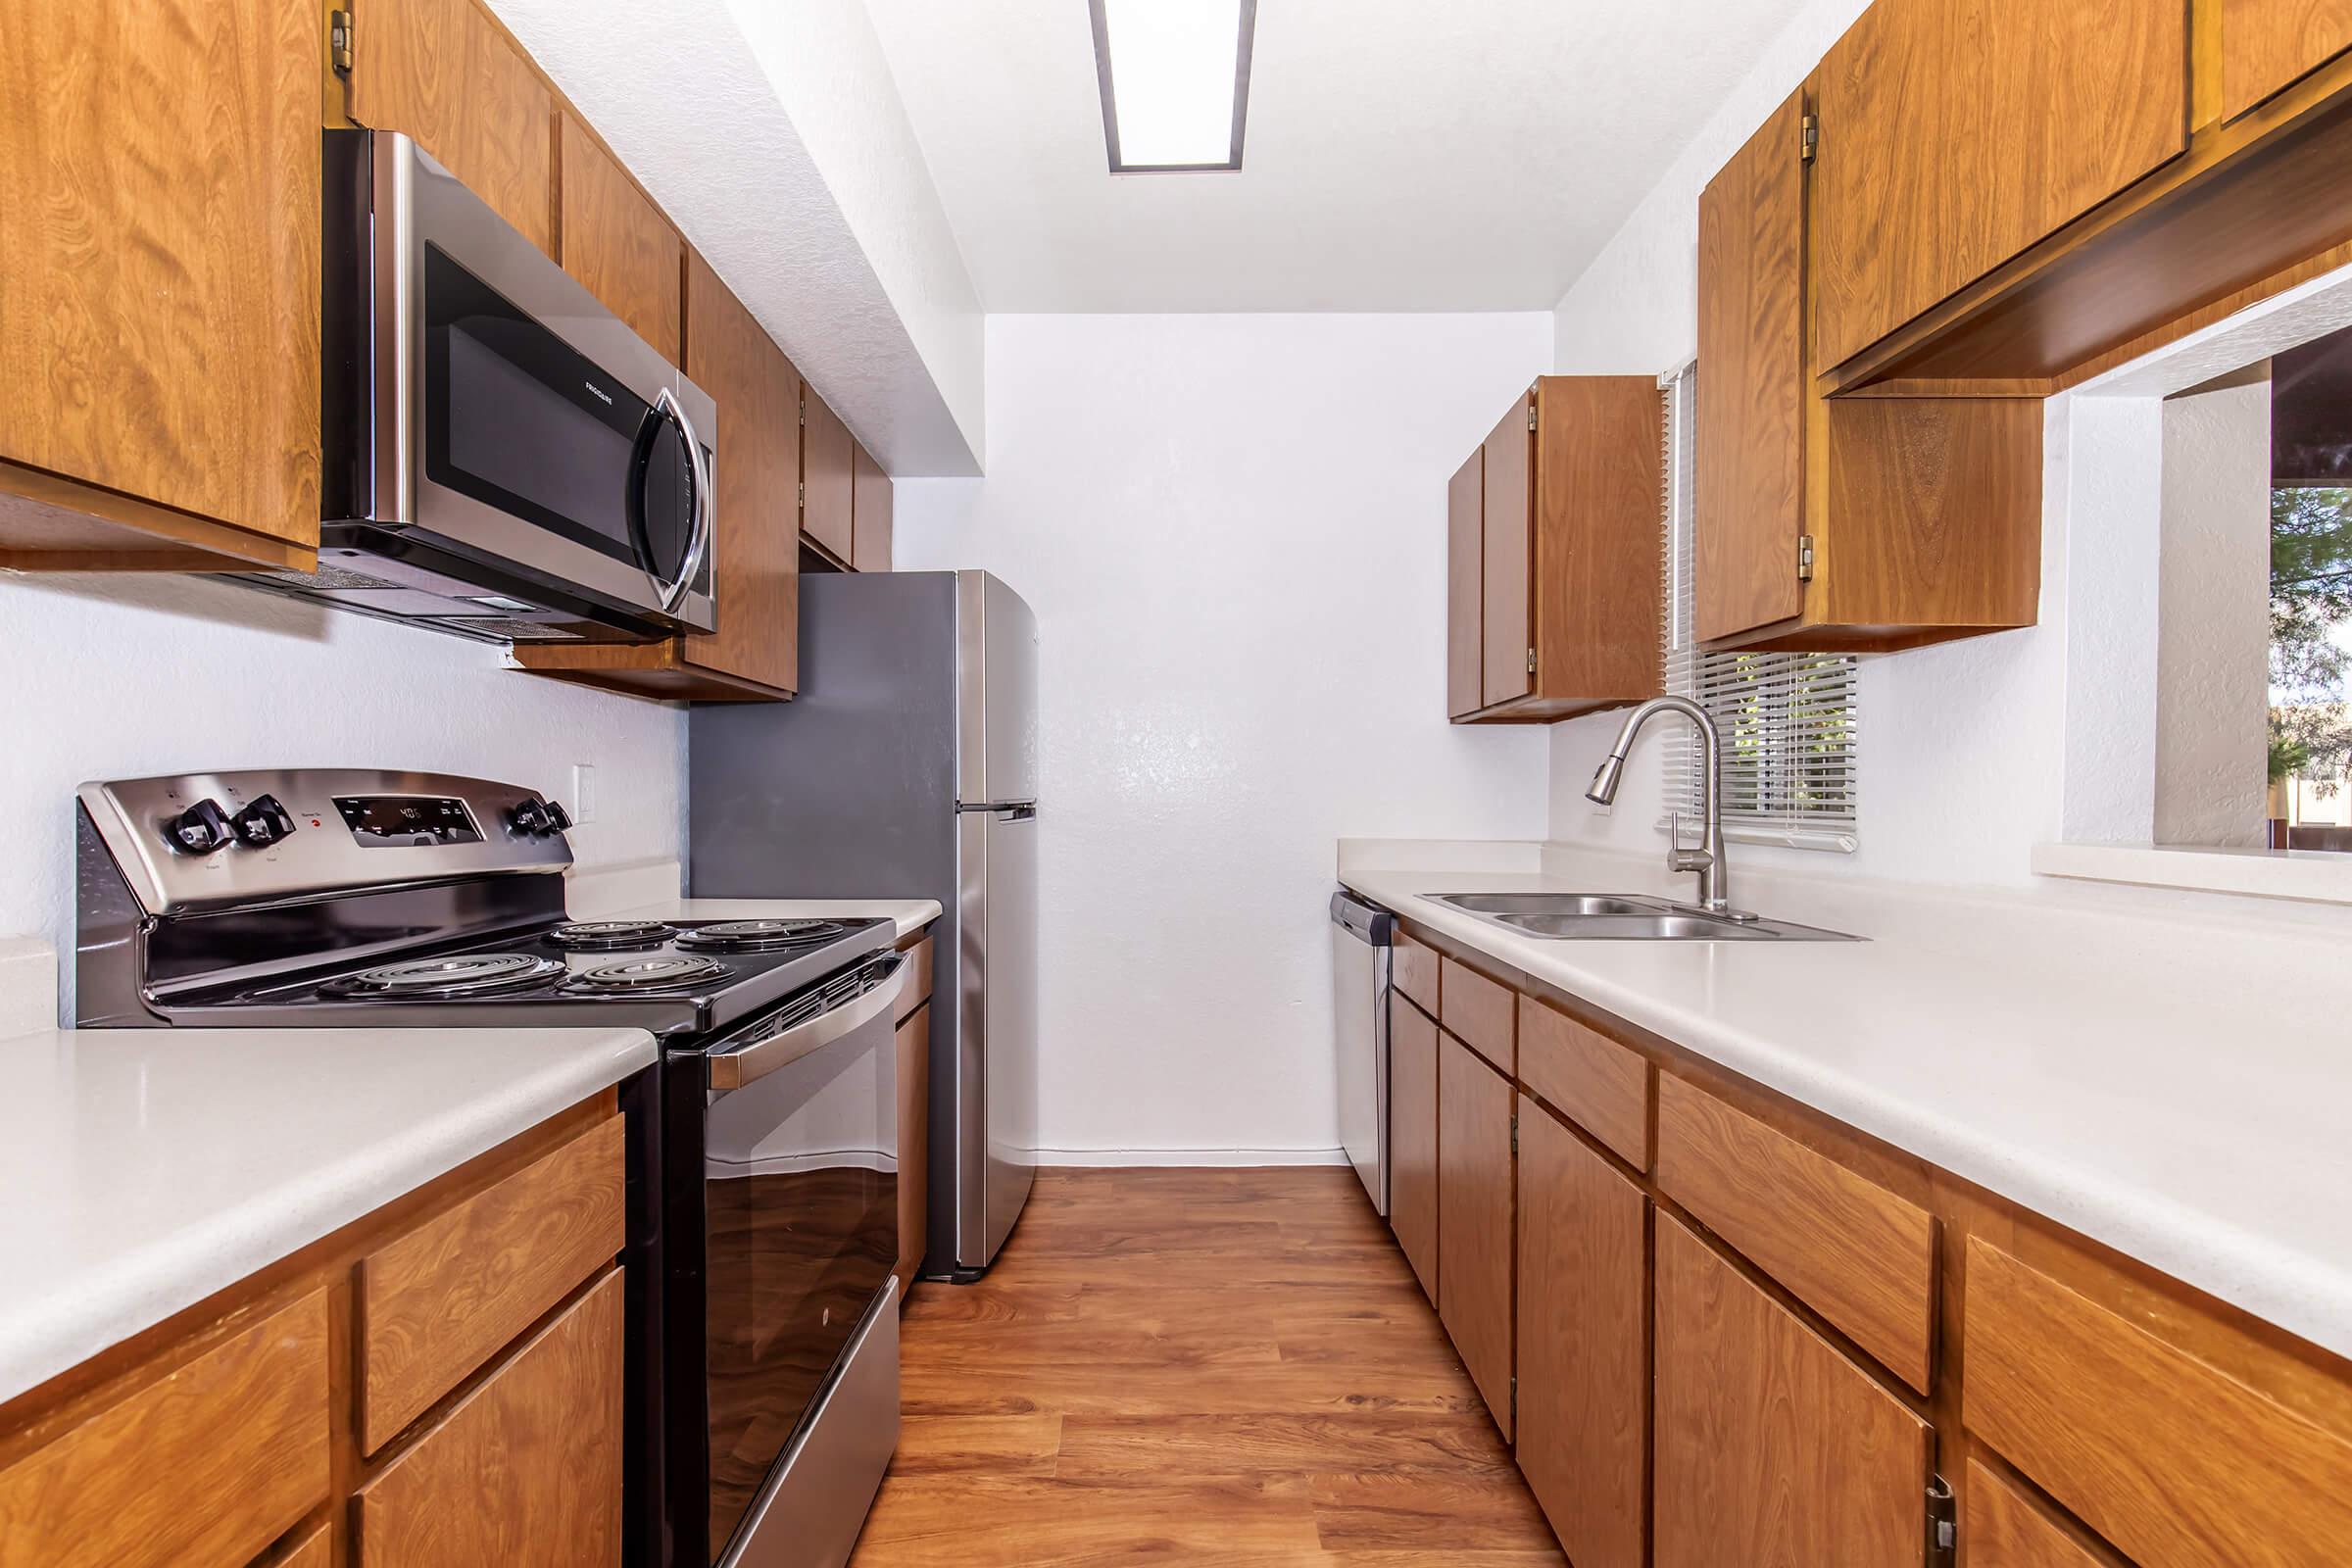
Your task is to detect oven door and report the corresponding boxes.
[339,129,715,632]
[698,953,908,1567]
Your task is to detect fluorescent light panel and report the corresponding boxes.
[1091,0,1254,172]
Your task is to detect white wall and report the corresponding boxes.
[2154,371,2273,847]
[0,575,683,1018]
[894,313,1556,1160]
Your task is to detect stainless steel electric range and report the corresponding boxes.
[74,769,908,1568]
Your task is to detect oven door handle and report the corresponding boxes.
[705,953,908,1092]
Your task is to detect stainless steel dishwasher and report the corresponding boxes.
[1329,890,1395,1215]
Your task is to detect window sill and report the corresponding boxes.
[2030,842,2352,906]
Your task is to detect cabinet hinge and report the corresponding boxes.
[1510,1109,1520,1153]
[1796,532,1816,582]
[1524,647,1537,676]
[1527,398,1538,433]
[798,481,807,511]
[1925,1475,1956,1568]
[328,9,355,75]
[1509,1374,1518,1424]
[1799,112,1819,165]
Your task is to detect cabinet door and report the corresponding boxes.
[358,1270,625,1567]
[1446,450,1484,717]
[1388,998,1440,1302]
[350,0,555,254]
[802,388,856,564]
[1439,1033,1514,1440]
[2223,0,2352,120]
[682,251,800,693]
[0,0,320,558]
[1516,1099,1645,1568]
[1479,392,1533,707]
[1653,1216,1930,1568]
[1811,0,2187,371]
[1695,91,1806,645]
[559,115,680,362]
[852,440,894,571]
[894,1003,930,1297]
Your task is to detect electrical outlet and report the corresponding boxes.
[570,762,598,825]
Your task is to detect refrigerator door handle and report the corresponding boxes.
[957,801,1038,819]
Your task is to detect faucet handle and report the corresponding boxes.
[1667,811,1714,873]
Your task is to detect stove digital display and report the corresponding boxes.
[332,795,483,849]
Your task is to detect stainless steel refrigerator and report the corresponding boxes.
[688,570,1039,1278]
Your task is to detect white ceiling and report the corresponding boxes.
[860,0,1816,314]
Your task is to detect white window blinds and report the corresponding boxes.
[1657,362,1859,853]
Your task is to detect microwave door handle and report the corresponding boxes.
[705,954,908,1092]
[651,386,713,615]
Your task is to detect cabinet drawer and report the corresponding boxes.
[898,932,935,1021]
[1439,956,1515,1074]
[358,1113,625,1452]
[1392,932,1439,1015]
[1654,1074,1936,1392]
[1966,1238,2352,1568]
[1964,1459,2107,1568]
[1518,996,1649,1167]
[358,1268,625,1567]
[0,1290,329,1568]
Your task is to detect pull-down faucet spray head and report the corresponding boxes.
[1585,751,1628,806]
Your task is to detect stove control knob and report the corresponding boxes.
[542,800,573,834]
[231,794,297,848]
[164,799,233,856]
[510,798,555,836]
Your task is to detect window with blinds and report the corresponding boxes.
[1656,363,1859,852]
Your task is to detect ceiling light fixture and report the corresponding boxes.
[1089,0,1256,173]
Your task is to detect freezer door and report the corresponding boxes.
[956,571,1039,808]
[957,806,1038,1267]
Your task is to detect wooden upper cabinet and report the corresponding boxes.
[350,0,555,254]
[1479,392,1534,708]
[1388,995,1441,1302]
[514,253,802,699]
[1810,0,2188,372]
[1696,90,2044,654]
[1438,1033,1515,1440]
[0,0,321,571]
[558,114,681,362]
[1451,376,1660,721]
[1653,1215,1931,1568]
[2223,0,2352,120]
[852,440,894,572]
[1517,1097,1646,1568]
[803,388,856,564]
[1446,452,1484,718]
[1696,91,1807,646]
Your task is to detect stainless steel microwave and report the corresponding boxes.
[240,129,716,645]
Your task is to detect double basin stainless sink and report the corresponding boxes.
[1431,892,1859,942]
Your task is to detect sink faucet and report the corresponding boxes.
[1584,695,1733,915]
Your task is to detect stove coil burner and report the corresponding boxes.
[323,953,566,999]
[546,919,679,952]
[563,955,735,993]
[673,918,849,954]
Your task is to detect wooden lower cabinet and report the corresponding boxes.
[1438,1033,1515,1440]
[357,1269,625,1567]
[0,1098,624,1568]
[1652,1214,1932,1567]
[1964,1459,2110,1568]
[1387,997,1441,1301]
[1515,1098,1645,1568]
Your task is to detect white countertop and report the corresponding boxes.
[1341,839,2352,1359]
[0,1023,654,1404]
[606,896,942,944]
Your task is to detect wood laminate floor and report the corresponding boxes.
[849,1166,1566,1566]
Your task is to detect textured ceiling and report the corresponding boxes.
[861,0,1817,313]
